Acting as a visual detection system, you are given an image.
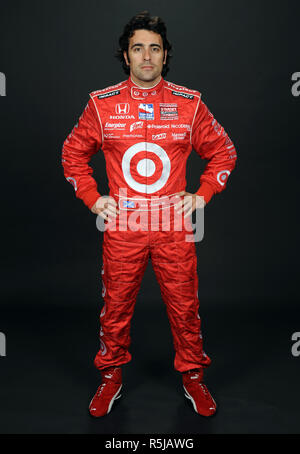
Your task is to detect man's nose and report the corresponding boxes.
[144,48,151,60]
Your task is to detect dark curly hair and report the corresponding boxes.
[115,11,173,77]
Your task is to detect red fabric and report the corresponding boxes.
[62,77,237,207]
[62,77,237,372]
[196,182,215,204]
[95,220,212,372]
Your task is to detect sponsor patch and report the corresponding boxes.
[97,90,120,99]
[104,122,126,130]
[147,124,170,129]
[171,123,191,131]
[66,177,77,191]
[172,132,187,140]
[110,114,135,120]
[130,121,144,132]
[217,170,231,186]
[171,90,194,100]
[115,103,130,114]
[104,133,121,139]
[152,133,167,140]
[160,103,178,120]
[123,200,135,208]
[139,103,154,120]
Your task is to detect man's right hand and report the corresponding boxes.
[91,196,119,221]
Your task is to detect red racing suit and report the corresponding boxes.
[62,77,237,372]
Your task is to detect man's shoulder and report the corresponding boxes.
[89,80,127,100]
[163,80,201,100]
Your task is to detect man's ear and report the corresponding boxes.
[163,49,167,65]
[123,51,130,66]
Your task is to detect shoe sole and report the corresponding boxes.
[107,385,122,414]
[183,385,217,416]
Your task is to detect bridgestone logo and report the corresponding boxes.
[171,91,194,99]
[97,90,120,99]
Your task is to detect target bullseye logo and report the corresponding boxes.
[136,158,156,177]
[100,339,107,356]
[217,170,230,186]
[122,142,170,193]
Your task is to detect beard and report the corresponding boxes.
[133,66,162,82]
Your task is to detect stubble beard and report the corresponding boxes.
[132,65,162,84]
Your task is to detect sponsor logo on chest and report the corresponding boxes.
[138,103,154,120]
[160,103,178,120]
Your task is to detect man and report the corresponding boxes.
[62,11,237,418]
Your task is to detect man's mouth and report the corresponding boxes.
[141,65,154,69]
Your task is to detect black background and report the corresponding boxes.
[0,0,299,434]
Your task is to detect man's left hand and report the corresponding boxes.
[174,191,206,218]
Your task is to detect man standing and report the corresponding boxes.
[62,11,237,418]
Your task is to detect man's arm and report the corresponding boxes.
[191,97,237,204]
[62,98,102,209]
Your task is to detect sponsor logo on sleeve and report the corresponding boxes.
[97,90,120,99]
[217,170,231,186]
[171,90,194,99]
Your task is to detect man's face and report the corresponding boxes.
[123,29,167,86]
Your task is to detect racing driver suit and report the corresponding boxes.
[62,76,237,373]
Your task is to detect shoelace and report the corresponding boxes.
[187,372,211,400]
[96,382,107,397]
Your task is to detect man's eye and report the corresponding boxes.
[152,47,160,52]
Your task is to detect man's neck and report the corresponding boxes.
[130,75,162,89]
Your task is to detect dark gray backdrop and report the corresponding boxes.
[0,0,299,435]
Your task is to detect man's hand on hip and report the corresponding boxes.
[174,191,206,218]
[91,196,119,221]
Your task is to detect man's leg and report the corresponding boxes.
[150,228,211,373]
[150,227,216,416]
[94,229,149,370]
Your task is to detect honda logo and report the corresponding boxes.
[115,103,130,114]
